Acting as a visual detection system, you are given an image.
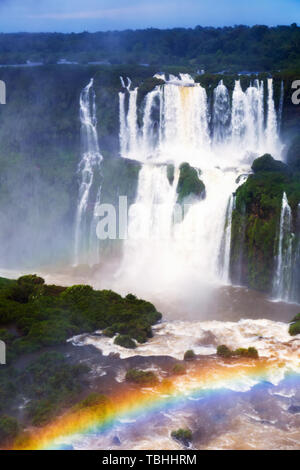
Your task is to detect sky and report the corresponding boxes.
[0,0,298,33]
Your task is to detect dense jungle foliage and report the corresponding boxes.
[0,25,299,72]
[0,274,162,359]
[0,274,162,445]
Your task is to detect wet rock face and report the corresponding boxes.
[230,155,300,294]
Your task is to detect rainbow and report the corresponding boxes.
[8,357,300,450]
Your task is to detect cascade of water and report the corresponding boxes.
[119,88,128,156]
[73,78,102,266]
[219,193,235,283]
[273,193,294,301]
[231,80,265,152]
[266,78,279,156]
[213,80,231,145]
[119,76,279,165]
[158,83,210,162]
[142,88,160,157]
[119,76,139,158]
[278,80,284,133]
[231,80,247,145]
[112,75,283,298]
[127,87,138,155]
[244,80,264,150]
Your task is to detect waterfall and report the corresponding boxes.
[273,193,294,301]
[266,78,279,156]
[119,91,128,156]
[213,80,231,145]
[142,88,160,157]
[106,75,282,299]
[231,79,265,152]
[231,80,247,145]
[127,87,139,156]
[119,76,139,158]
[119,76,278,164]
[219,194,235,283]
[278,80,284,133]
[74,78,102,266]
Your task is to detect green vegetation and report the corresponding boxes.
[0,26,299,71]
[0,275,163,445]
[0,275,162,359]
[74,393,110,411]
[230,155,300,292]
[288,323,300,336]
[216,345,232,358]
[251,154,290,174]
[171,428,193,446]
[24,352,88,426]
[184,349,196,361]
[0,415,19,445]
[0,351,89,446]
[114,335,136,349]
[289,313,300,336]
[176,163,205,204]
[171,363,186,375]
[234,347,259,359]
[125,368,159,386]
[217,345,259,358]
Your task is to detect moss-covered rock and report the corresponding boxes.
[289,321,300,336]
[217,345,259,358]
[230,155,300,292]
[233,347,259,358]
[184,349,196,361]
[176,163,205,204]
[125,368,158,385]
[251,154,289,174]
[289,314,300,336]
[216,345,232,357]
[171,428,193,446]
[114,334,136,349]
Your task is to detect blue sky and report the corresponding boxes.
[0,0,298,32]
